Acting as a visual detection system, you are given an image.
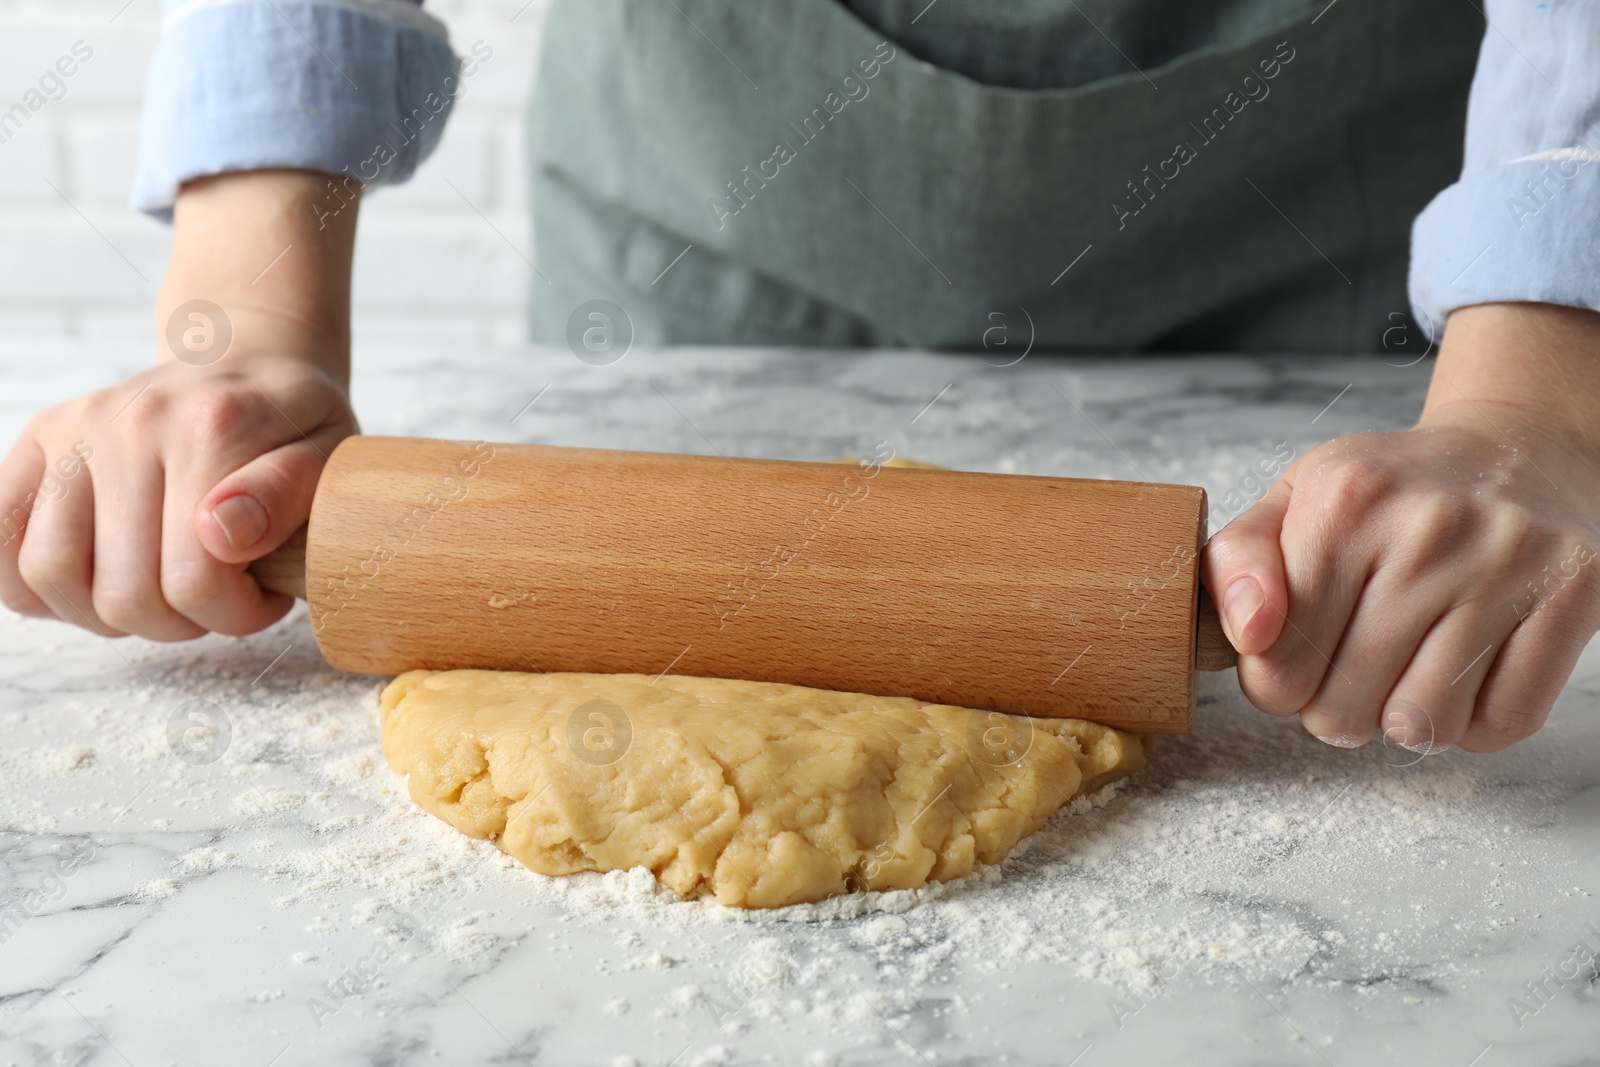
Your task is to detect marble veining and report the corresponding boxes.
[0,341,1596,1066]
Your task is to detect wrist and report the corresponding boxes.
[156,169,360,381]
[1419,302,1600,463]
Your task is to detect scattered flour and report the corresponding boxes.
[176,847,237,874]
[0,603,1575,1045]
[234,786,306,815]
[322,750,378,787]
[436,912,499,961]
[0,746,94,778]
[137,878,181,901]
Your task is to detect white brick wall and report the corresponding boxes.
[0,0,549,346]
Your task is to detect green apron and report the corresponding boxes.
[527,0,1482,352]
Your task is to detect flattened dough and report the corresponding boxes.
[381,670,1149,909]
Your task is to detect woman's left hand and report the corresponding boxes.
[1203,303,1600,753]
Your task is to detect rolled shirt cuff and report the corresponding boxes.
[1409,156,1600,337]
[132,0,461,219]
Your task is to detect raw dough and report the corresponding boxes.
[380,670,1149,909]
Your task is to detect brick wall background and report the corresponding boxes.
[0,0,549,347]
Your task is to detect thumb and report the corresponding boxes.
[195,437,330,564]
[1202,479,1293,656]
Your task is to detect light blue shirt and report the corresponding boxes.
[132,0,459,220]
[1407,1,1600,339]
[133,0,1600,339]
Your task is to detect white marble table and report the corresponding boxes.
[2,339,1597,1067]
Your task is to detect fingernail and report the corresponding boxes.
[1317,733,1367,749]
[1221,578,1265,645]
[1382,699,1450,754]
[211,495,268,551]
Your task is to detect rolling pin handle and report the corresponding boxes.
[1195,583,1239,671]
[247,524,308,601]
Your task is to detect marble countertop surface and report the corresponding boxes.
[1,339,1597,1067]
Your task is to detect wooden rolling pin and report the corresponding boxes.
[248,437,1237,733]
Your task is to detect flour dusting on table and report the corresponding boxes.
[0,606,1570,1013]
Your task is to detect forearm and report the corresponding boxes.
[156,168,360,382]
[1420,303,1600,467]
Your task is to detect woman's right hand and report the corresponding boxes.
[0,347,357,639]
[0,168,362,640]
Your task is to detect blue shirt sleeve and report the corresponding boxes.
[1409,0,1600,338]
[131,0,462,220]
